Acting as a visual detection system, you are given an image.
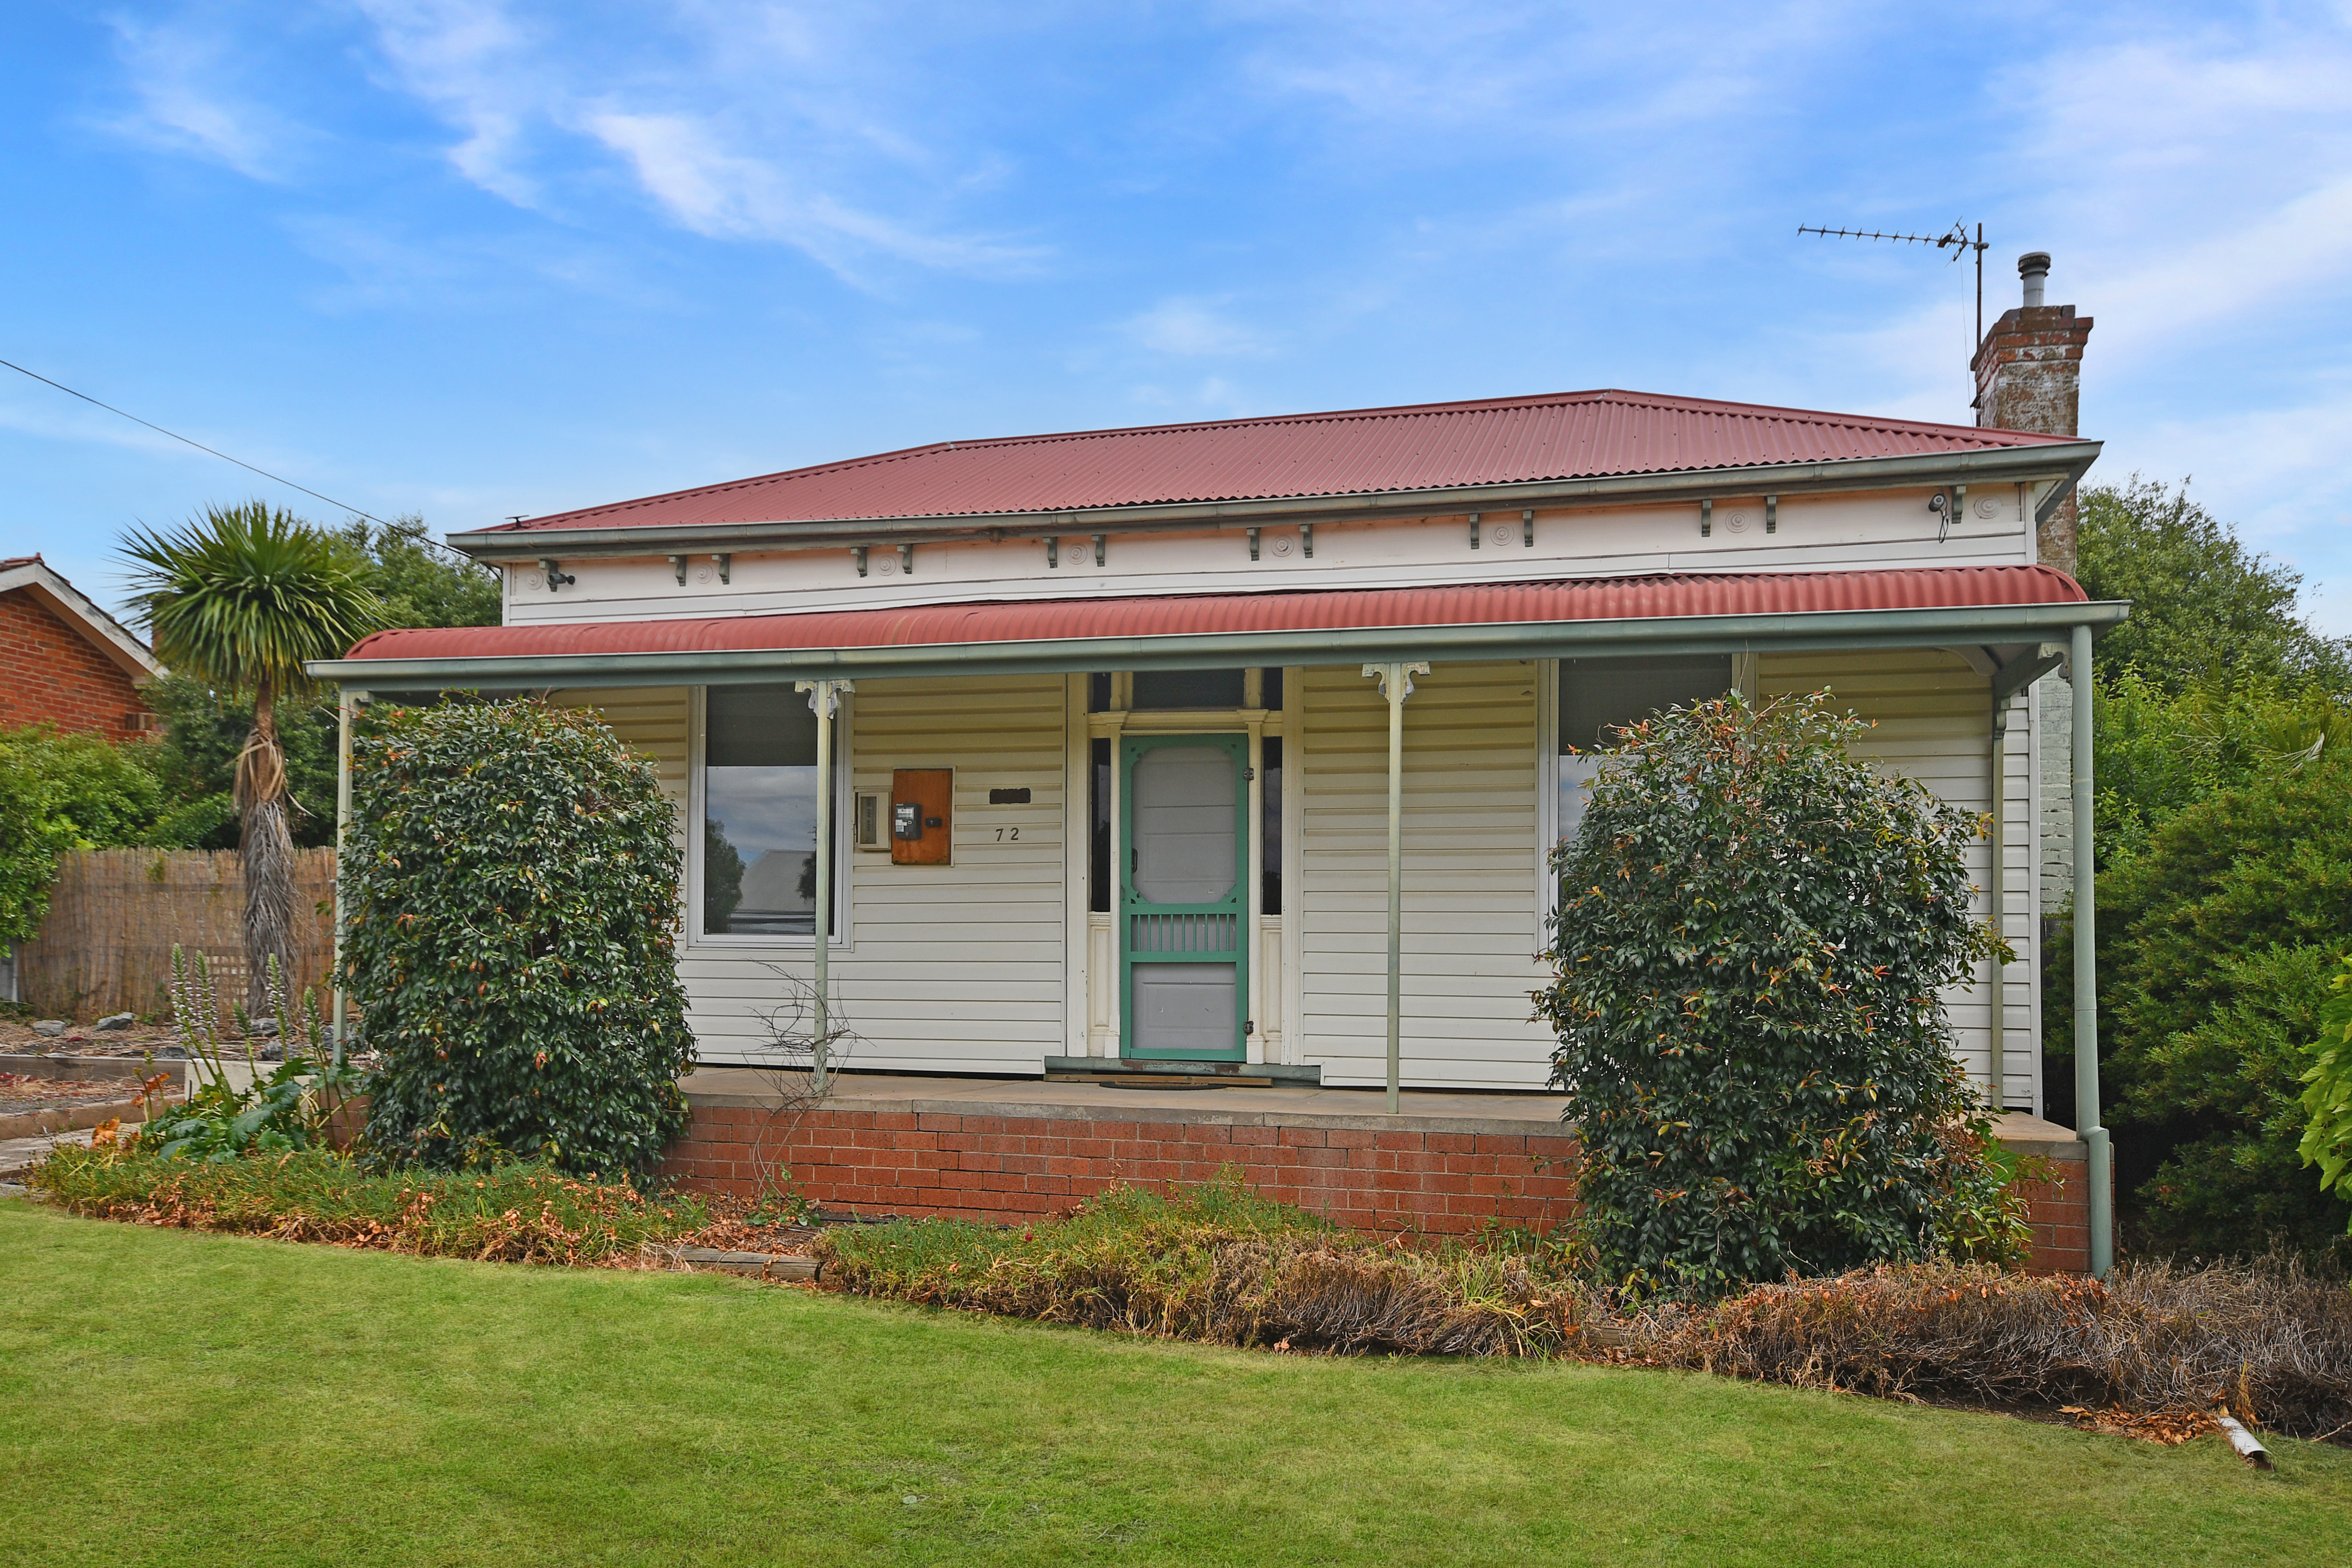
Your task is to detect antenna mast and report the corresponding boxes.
[1799,220,1992,399]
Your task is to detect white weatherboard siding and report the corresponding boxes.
[1296,660,1554,1091]
[559,677,1068,1074]
[552,657,2028,1101]
[550,686,691,815]
[1754,651,2036,1109]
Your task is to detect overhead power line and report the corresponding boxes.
[0,353,471,562]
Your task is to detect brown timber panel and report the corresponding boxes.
[13,849,336,1020]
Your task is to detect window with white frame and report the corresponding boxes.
[697,685,841,940]
[1553,655,1734,847]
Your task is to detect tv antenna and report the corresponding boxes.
[1799,219,1992,358]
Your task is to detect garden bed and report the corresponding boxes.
[26,1139,820,1268]
[817,1175,2352,1445]
[27,1143,2352,1448]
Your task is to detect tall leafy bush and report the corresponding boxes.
[0,726,166,947]
[1535,693,2011,1297]
[2055,754,2352,1256]
[2303,957,2352,1230]
[347,698,693,1181]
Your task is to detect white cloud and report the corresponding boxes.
[1124,297,1272,358]
[100,16,311,180]
[581,110,1034,280]
[352,0,540,204]
[343,0,1035,278]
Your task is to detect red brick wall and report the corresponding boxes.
[0,589,153,740]
[2012,1154,2092,1276]
[663,1100,2094,1271]
[664,1101,1584,1236]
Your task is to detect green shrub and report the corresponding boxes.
[141,674,338,849]
[2300,956,2352,1233]
[30,1144,707,1264]
[2052,751,2352,1258]
[0,725,166,946]
[138,947,363,1162]
[1535,692,2012,1298]
[346,697,693,1182]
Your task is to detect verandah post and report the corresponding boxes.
[2070,623,2112,1276]
[331,686,361,1065]
[1362,661,1427,1114]
[798,678,852,1093]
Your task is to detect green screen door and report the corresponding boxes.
[1120,733,1248,1062]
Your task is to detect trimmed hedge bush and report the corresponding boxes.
[346,697,693,1181]
[1535,691,2014,1297]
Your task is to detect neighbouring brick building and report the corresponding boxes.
[0,555,164,740]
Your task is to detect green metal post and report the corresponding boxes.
[2070,624,2112,1275]
[332,687,357,1066]
[798,679,850,1093]
[1364,662,1426,1114]
[1386,670,1402,1115]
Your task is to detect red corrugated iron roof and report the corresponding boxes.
[482,390,2080,535]
[344,565,2085,662]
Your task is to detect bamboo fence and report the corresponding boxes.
[12,849,337,1021]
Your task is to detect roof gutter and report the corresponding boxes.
[307,599,2128,692]
[446,441,2103,564]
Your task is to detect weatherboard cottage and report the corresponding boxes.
[311,344,2119,1269]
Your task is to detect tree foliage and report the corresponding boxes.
[2301,957,2352,1233]
[131,515,495,851]
[2077,476,2351,695]
[0,726,166,947]
[347,698,693,1182]
[2092,672,2352,869]
[122,502,385,715]
[1535,693,2013,1297]
[2053,754,2352,1258]
[337,514,501,632]
[141,675,338,849]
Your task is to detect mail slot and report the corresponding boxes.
[890,768,952,866]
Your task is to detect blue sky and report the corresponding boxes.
[5,2,2349,629]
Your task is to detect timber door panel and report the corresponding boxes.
[1120,734,1247,1061]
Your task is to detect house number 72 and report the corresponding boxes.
[995,827,1019,841]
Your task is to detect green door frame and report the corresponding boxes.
[1119,732,1249,1062]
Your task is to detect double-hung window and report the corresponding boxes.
[1554,655,1735,846]
[697,685,842,941]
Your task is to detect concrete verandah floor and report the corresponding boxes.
[678,1067,2081,1149]
[681,1068,1568,1134]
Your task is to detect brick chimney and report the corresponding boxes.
[1971,251,2093,574]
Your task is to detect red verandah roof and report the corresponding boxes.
[474,390,2083,536]
[343,565,2087,663]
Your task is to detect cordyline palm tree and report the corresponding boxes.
[123,502,384,1013]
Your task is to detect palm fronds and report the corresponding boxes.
[121,500,385,704]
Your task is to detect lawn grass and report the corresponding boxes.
[5,1198,2350,1568]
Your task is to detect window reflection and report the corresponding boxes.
[702,685,834,936]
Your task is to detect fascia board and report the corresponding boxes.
[307,599,2130,692]
[448,442,2104,563]
[0,564,165,681]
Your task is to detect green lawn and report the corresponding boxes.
[5,1199,2349,1568]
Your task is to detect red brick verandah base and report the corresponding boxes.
[659,1071,2095,1270]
